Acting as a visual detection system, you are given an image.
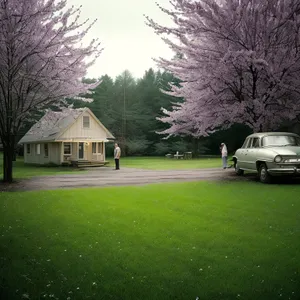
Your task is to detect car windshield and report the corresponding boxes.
[262,135,300,147]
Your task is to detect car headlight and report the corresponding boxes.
[274,155,282,163]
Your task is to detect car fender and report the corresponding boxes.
[255,159,274,170]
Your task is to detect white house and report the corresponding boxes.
[18,107,115,166]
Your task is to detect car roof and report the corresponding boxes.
[246,132,300,138]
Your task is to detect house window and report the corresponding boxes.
[26,144,30,154]
[92,142,97,154]
[44,143,49,157]
[97,142,103,154]
[83,116,90,128]
[64,143,72,155]
[92,142,102,154]
[36,144,41,155]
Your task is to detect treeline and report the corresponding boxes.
[16,68,300,157]
[68,68,253,156]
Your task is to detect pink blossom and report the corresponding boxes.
[0,0,103,182]
[0,0,102,137]
[146,0,300,137]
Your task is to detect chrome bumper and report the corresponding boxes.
[268,167,300,175]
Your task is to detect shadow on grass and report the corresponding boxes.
[225,171,300,185]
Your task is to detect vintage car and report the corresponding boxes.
[232,132,300,183]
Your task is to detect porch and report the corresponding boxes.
[59,140,108,166]
[69,160,109,168]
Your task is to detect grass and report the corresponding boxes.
[0,153,224,180]
[0,154,84,179]
[106,156,223,170]
[0,181,300,299]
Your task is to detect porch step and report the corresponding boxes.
[70,160,109,168]
[77,164,105,168]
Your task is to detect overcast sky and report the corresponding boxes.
[68,0,174,80]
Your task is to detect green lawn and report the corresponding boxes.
[107,156,223,169]
[0,181,299,299]
[0,154,223,180]
[0,154,84,179]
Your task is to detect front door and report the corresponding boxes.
[78,142,84,160]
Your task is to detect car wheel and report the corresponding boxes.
[235,161,244,176]
[258,163,272,184]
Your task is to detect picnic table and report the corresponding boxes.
[173,153,184,159]
[166,151,192,159]
[184,152,192,159]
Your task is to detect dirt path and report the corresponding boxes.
[1,167,251,192]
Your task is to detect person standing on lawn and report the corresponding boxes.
[114,143,121,170]
[220,142,228,169]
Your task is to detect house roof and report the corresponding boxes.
[18,107,115,144]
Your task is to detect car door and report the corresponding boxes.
[237,138,250,169]
[245,137,260,170]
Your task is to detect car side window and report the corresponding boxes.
[245,137,260,148]
[242,138,250,148]
[252,138,260,148]
[245,138,252,148]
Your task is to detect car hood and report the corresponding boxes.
[267,146,300,156]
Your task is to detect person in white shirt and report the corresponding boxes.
[220,142,228,169]
[114,143,121,170]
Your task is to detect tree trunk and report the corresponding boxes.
[2,136,15,183]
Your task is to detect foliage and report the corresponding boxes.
[206,123,253,154]
[146,0,300,137]
[64,68,253,157]
[22,66,256,162]
[171,140,189,153]
[66,69,195,156]
[125,138,151,155]
[1,182,300,299]
[0,0,101,135]
[0,0,102,182]
[22,66,254,163]
[153,141,172,155]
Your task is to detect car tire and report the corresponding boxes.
[235,161,244,176]
[258,163,272,184]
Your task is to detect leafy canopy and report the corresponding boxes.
[146,0,300,137]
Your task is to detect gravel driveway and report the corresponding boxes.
[1,167,250,192]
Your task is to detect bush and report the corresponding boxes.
[171,140,189,153]
[125,139,151,155]
[153,142,172,156]
[105,142,115,157]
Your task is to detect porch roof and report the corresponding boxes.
[56,138,110,142]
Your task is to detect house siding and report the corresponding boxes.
[23,141,106,165]
[58,112,108,140]
[24,142,61,165]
